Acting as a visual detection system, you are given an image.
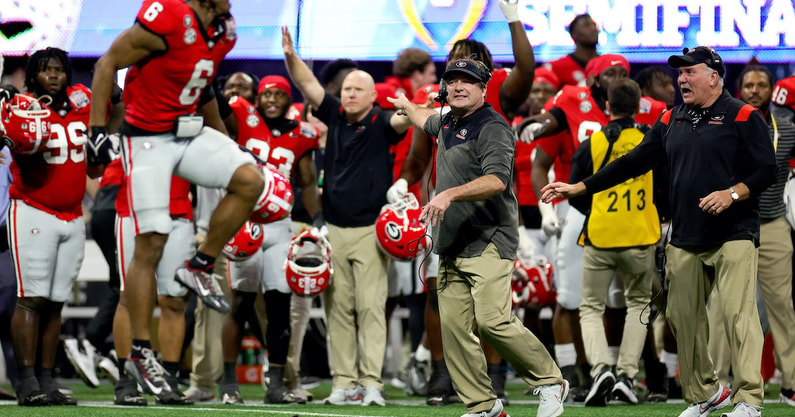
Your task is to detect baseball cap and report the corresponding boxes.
[442,59,490,83]
[533,67,560,90]
[258,75,291,96]
[668,46,725,77]
[585,54,631,78]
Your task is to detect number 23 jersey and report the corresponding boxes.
[230,97,319,177]
[123,0,236,133]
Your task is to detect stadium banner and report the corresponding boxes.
[0,0,792,63]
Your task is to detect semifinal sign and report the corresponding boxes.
[0,0,792,62]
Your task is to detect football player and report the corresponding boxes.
[7,47,121,406]
[543,14,600,87]
[219,74,321,404]
[88,0,265,398]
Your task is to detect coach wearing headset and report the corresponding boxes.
[388,58,567,417]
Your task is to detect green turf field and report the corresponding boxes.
[1,379,793,416]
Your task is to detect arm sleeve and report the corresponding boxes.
[738,108,778,194]
[423,113,442,138]
[477,122,515,187]
[569,139,592,213]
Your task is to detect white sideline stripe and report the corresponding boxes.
[80,402,398,416]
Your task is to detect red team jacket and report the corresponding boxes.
[9,85,92,221]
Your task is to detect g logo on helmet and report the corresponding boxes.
[222,221,264,261]
[375,194,429,261]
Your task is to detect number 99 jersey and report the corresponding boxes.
[123,0,237,133]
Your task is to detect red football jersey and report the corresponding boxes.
[230,97,319,178]
[383,76,414,100]
[636,96,667,126]
[111,159,193,220]
[772,76,795,111]
[544,55,588,87]
[552,85,609,146]
[123,0,237,132]
[484,68,510,122]
[9,86,91,221]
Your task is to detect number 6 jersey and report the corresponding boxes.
[123,0,237,133]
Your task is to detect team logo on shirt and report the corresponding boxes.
[708,114,724,125]
[578,92,588,100]
[272,129,282,137]
[69,90,89,109]
[184,28,197,45]
[246,115,259,127]
[456,128,468,140]
[184,15,193,27]
[579,101,592,113]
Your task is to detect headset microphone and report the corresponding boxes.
[434,79,448,105]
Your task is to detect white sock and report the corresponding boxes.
[607,346,620,366]
[661,350,678,378]
[555,343,577,367]
[414,344,431,363]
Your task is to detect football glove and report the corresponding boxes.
[86,126,119,166]
[499,0,520,23]
[386,178,409,204]
[538,200,561,237]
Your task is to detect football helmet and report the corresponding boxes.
[222,221,264,261]
[375,194,430,261]
[512,256,556,309]
[0,94,51,154]
[250,165,294,224]
[285,228,333,297]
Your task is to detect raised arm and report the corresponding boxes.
[497,0,535,120]
[282,26,325,109]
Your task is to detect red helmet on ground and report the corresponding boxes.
[223,221,264,261]
[0,94,51,154]
[285,228,333,297]
[375,194,429,261]
[250,165,294,224]
[512,256,556,309]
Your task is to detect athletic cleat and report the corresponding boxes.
[534,379,569,417]
[361,386,386,406]
[459,398,507,417]
[780,388,795,406]
[405,357,431,396]
[265,385,301,404]
[612,373,638,404]
[46,389,77,406]
[0,387,16,400]
[64,338,100,388]
[678,384,731,417]
[720,402,761,417]
[175,263,230,314]
[159,373,193,405]
[114,379,148,406]
[221,384,245,405]
[97,355,120,385]
[124,348,172,397]
[585,367,615,407]
[17,390,49,406]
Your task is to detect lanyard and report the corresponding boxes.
[771,112,779,151]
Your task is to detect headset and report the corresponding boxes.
[435,59,492,106]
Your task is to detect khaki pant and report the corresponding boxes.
[580,245,654,379]
[708,216,795,390]
[285,294,313,389]
[324,224,388,390]
[189,260,231,391]
[438,243,562,414]
[666,241,763,406]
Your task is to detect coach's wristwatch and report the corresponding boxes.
[729,187,740,202]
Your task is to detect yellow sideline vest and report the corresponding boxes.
[586,127,660,248]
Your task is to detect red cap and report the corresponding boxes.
[258,75,292,96]
[533,67,560,90]
[375,82,398,110]
[585,54,630,78]
[413,84,441,107]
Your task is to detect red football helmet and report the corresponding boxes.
[0,94,51,154]
[222,221,264,261]
[375,194,430,260]
[285,228,333,297]
[512,256,556,309]
[250,165,294,224]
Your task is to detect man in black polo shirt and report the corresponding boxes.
[389,58,568,417]
[541,47,776,417]
[282,28,411,406]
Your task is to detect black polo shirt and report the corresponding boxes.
[315,93,404,227]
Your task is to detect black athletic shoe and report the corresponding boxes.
[426,362,454,406]
[17,390,49,406]
[584,367,615,407]
[114,378,148,406]
[46,390,77,406]
[174,263,230,314]
[612,374,638,404]
[158,373,193,405]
